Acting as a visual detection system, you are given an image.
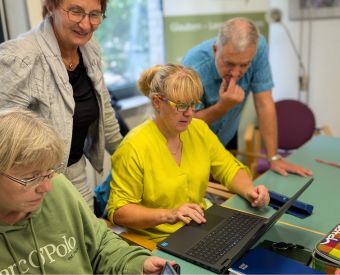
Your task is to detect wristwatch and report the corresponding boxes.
[269,154,283,162]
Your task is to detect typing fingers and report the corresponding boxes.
[187,203,205,216]
[190,210,206,224]
[177,204,206,224]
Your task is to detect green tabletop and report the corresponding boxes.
[258,221,324,251]
[225,135,340,235]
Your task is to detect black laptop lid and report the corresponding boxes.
[229,177,314,268]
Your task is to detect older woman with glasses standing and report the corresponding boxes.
[0,0,122,209]
[0,109,171,274]
[107,64,270,243]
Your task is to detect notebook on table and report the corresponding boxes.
[228,245,323,274]
[158,178,314,274]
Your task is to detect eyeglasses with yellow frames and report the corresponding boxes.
[157,96,201,112]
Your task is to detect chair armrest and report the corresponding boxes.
[120,232,157,251]
[230,123,265,165]
[230,149,266,160]
[315,125,333,136]
[244,123,255,145]
[206,182,234,200]
[101,218,157,251]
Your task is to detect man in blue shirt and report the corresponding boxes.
[182,17,312,177]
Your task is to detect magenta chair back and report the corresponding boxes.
[257,99,316,174]
[276,99,316,150]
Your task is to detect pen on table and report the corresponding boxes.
[315,159,340,169]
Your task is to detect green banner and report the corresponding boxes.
[164,13,268,63]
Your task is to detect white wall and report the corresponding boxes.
[163,0,269,16]
[3,0,29,38]
[269,0,340,136]
[1,0,42,39]
[26,0,43,28]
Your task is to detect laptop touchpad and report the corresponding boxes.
[190,213,223,231]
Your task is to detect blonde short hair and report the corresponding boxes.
[0,109,65,173]
[137,64,203,103]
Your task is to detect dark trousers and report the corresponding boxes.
[225,131,238,151]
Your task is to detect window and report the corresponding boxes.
[95,0,164,99]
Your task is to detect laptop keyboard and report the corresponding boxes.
[186,212,262,264]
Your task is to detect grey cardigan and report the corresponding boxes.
[0,17,122,172]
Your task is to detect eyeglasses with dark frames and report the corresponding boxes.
[157,96,201,112]
[0,163,64,188]
[61,7,103,25]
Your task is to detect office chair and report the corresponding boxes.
[234,99,332,178]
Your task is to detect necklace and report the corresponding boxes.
[62,54,78,71]
[169,140,182,155]
[62,57,75,70]
[67,61,74,70]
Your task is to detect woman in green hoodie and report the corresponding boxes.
[0,109,170,274]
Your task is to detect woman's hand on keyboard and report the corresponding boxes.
[167,203,207,225]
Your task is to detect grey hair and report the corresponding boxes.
[217,17,259,52]
[0,108,65,173]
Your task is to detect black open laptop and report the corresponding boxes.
[158,178,314,274]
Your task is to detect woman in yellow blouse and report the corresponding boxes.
[107,64,269,242]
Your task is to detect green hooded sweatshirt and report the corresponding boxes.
[0,174,151,274]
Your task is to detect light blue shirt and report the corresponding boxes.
[182,35,274,146]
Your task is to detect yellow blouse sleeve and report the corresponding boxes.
[107,142,144,221]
